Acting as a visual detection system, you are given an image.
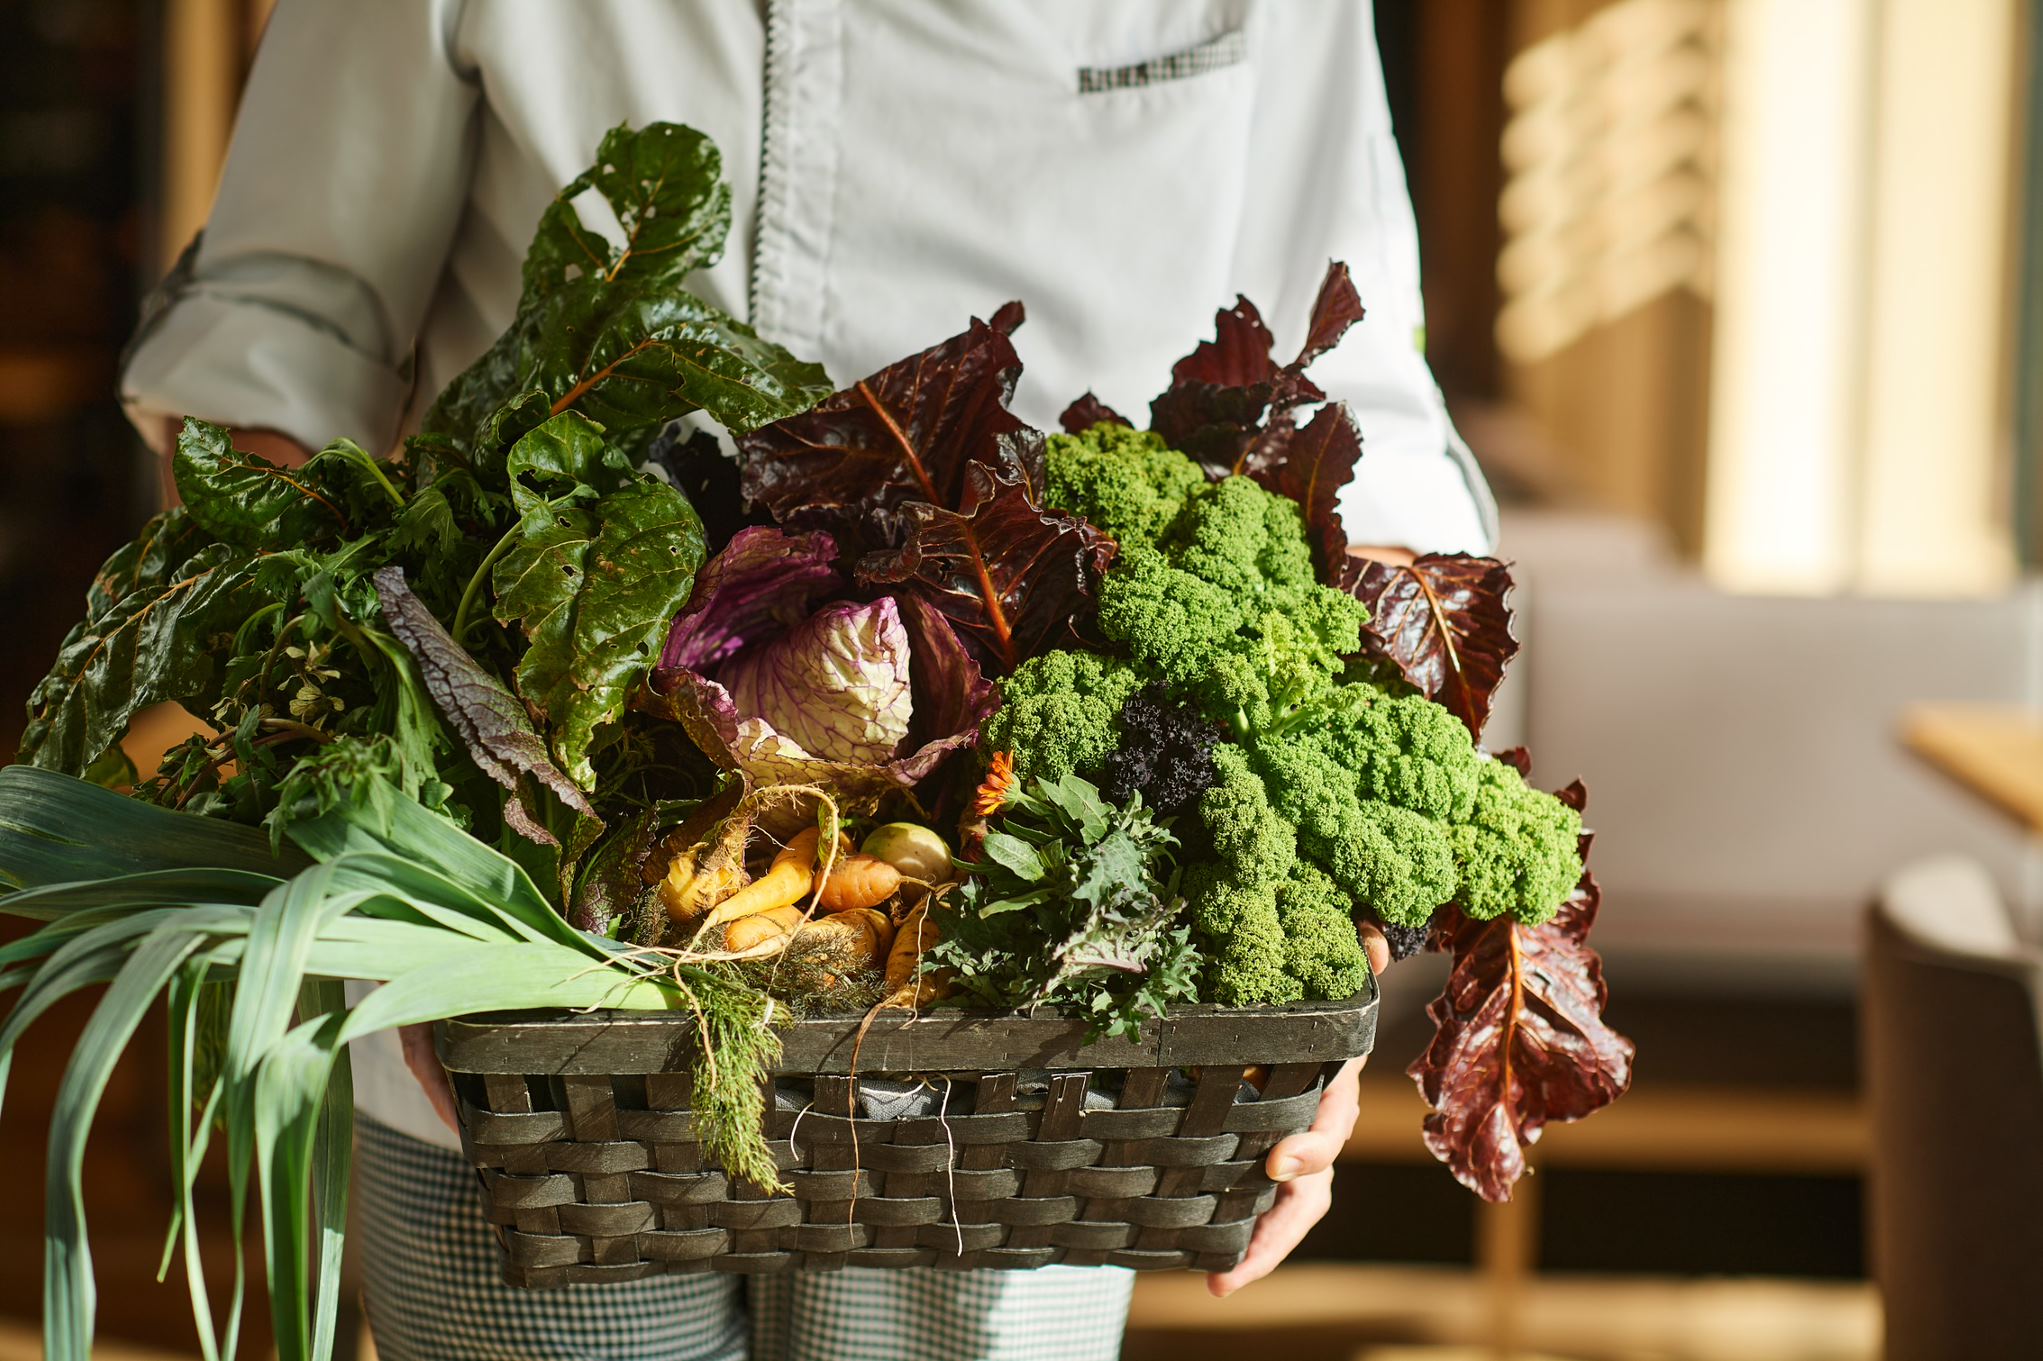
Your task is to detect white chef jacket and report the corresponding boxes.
[121,0,1498,1150]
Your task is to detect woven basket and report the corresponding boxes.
[437,982,1376,1286]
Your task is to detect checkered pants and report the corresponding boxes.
[355,1117,1136,1361]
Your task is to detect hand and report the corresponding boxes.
[1207,922,1390,1297]
[400,1021,462,1134]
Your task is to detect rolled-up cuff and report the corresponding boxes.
[1338,419,1499,558]
[120,288,406,456]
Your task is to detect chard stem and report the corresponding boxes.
[452,523,522,642]
[326,438,405,509]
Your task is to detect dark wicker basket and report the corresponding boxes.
[437,981,1377,1286]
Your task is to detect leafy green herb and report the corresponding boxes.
[932,773,1200,1038]
[489,417,710,788]
[20,531,273,776]
[174,424,397,550]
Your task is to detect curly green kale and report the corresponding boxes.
[1186,745,1370,1006]
[1092,508,1365,731]
[1247,716,1455,928]
[990,429,1583,973]
[1168,470,1319,600]
[1044,423,1208,551]
[1451,757,1584,925]
[1095,548,1245,692]
[1247,682,1584,928]
[979,649,1141,783]
[1275,860,1375,1001]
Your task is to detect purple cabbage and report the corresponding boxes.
[650,526,993,804]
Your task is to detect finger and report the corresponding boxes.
[400,1022,461,1134]
[1315,1057,1365,1129]
[1266,1128,1343,1181]
[1206,1169,1333,1297]
[1357,921,1391,976]
[1267,1058,1364,1180]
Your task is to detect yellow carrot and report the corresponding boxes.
[702,826,821,927]
[723,904,805,953]
[660,848,748,924]
[885,904,929,991]
[879,903,949,1006]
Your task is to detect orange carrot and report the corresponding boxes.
[813,853,902,912]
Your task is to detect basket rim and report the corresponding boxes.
[437,974,1378,1077]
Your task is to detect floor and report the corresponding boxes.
[1124,1266,1878,1361]
[0,1270,1874,1361]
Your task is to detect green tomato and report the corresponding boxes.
[860,822,952,883]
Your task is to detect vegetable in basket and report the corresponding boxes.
[1,123,834,1361]
[0,115,1631,1361]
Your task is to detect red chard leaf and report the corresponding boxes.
[894,589,998,749]
[857,455,1112,673]
[1491,747,1534,778]
[1170,295,1280,389]
[737,309,1028,556]
[1148,262,1366,483]
[1296,261,1367,371]
[1150,381,1276,479]
[740,317,1111,676]
[1249,401,1363,579]
[1345,553,1519,740]
[1059,392,1130,434]
[1408,851,1633,1202]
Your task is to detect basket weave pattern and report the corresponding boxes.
[458,1063,1332,1284]
[443,996,1374,1287]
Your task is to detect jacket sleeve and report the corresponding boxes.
[121,0,479,455]
[1229,2,1498,556]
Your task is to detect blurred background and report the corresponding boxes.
[1,1,2039,1358]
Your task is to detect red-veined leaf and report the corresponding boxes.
[1249,401,1363,579]
[1296,260,1367,370]
[1059,392,1131,434]
[1408,835,1633,1202]
[736,309,1028,557]
[1169,295,1279,389]
[856,451,1113,673]
[1344,553,1519,740]
[1147,262,1367,482]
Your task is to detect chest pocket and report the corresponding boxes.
[1077,29,1247,94]
[810,8,1260,424]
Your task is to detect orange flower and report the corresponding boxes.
[972,750,1016,817]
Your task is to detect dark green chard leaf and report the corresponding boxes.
[504,410,639,511]
[20,541,273,776]
[173,423,402,550]
[491,460,709,789]
[84,507,214,619]
[422,122,830,467]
